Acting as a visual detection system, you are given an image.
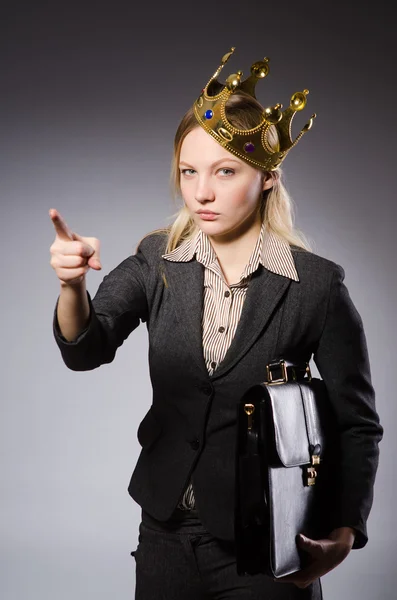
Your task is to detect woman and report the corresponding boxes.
[49,51,383,599]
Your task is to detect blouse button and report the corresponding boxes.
[224,291,230,297]
[218,326,225,333]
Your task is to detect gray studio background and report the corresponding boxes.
[1,2,395,599]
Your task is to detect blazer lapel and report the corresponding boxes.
[162,258,209,378]
[162,258,292,381]
[210,266,292,379]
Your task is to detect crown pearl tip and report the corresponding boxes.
[291,91,307,111]
[264,105,283,124]
[226,72,241,91]
[251,60,269,79]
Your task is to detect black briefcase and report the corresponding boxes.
[235,358,340,578]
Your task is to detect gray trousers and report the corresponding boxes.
[131,508,323,600]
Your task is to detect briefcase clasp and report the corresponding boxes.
[244,403,255,430]
[305,451,321,486]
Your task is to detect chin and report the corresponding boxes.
[197,221,224,232]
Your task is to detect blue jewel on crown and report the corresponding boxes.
[204,109,213,119]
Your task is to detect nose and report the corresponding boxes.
[195,175,215,203]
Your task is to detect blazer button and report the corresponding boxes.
[190,439,200,450]
[198,383,213,395]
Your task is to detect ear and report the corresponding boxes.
[262,172,274,191]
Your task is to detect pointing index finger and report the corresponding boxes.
[49,209,75,241]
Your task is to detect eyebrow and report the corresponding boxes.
[179,158,242,168]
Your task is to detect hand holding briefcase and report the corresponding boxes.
[235,358,341,578]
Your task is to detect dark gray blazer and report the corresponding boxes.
[53,232,384,550]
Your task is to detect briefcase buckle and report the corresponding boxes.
[266,360,288,384]
[266,360,312,384]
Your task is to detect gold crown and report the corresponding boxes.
[193,47,316,171]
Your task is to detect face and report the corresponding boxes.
[179,126,273,242]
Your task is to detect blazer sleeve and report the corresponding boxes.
[53,242,150,371]
[313,264,384,550]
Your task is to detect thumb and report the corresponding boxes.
[74,232,102,270]
[297,533,319,553]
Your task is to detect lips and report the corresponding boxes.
[197,210,219,215]
[197,211,219,220]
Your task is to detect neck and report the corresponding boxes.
[207,212,262,266]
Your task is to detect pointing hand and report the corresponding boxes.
[49,208,102,286]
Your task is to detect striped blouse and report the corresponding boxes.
[162,221,300,510]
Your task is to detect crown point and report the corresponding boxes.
[302,114,317,132]
[221,48,235,63]
[302,117,315,132]
[303,89,309,95]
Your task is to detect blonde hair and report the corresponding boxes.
[138,91,313,254]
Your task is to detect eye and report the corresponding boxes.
[179,167,235,176]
